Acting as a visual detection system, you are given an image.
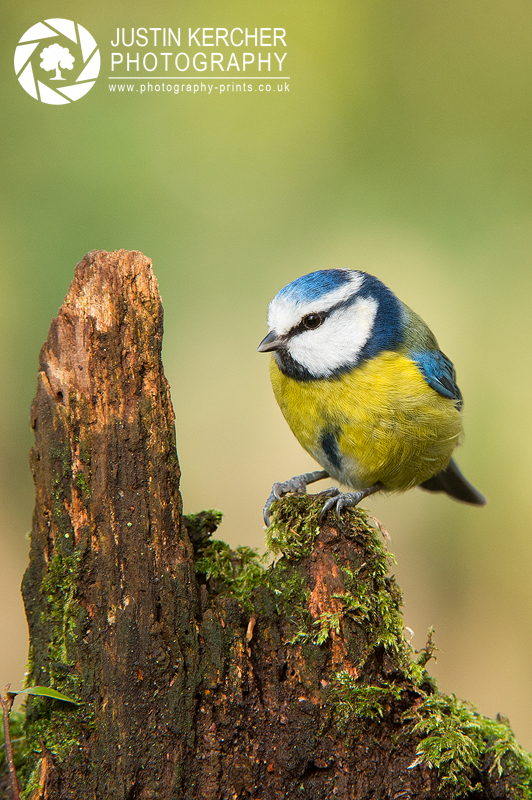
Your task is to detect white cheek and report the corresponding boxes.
[288,298,378,376]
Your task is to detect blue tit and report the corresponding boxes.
[258,268,485,524]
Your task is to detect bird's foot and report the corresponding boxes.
[263,470,329,525]
[318,483,382,523]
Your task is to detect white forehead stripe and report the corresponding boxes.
[289,297,378,377]
[267,271,363,335]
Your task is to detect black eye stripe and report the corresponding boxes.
[289,312,325,336]
[288,293,360,338]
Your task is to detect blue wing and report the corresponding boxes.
[411,350,463,409]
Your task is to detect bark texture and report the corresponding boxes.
[22,250,198,798]
[20,250,530,800]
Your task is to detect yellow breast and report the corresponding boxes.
[269,351,463,492]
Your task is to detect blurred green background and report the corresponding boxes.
[2,0,532,749]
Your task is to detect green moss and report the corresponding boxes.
[267,499,412,665]
[406,628,438,689]
[264,560,311,640]
[49,442,75,541]
[335,509,408,657]
[74,470,91,501]
[335,565,406,661]
[25,706,81,763]
[195,538,268,611]
[266,559,309,609]
[21,546,92,796]
[14,480,532,799]
[267,498,532,794]
[24,649,35,688]
[22,701,87,799]
[326,669,532,797]
[410,694,484,794]
[50,442,72,481]
[78,438,91,465]
[265,498,411,657]
[328,669,402,727]
[40,549,83,688]
[288,610,343,646]
[188,499,532,797]
[188,510,268,612]
[410,693,532,798]
[265,495,323,559]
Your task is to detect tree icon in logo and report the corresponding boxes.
[14,19,100,105]
[40,43,75,81]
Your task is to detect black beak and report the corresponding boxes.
[257,330,284,352]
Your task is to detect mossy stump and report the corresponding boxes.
[17,249,532,799]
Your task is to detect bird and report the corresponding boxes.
[258,268,486,525]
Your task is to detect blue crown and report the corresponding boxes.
[276,269,352,304]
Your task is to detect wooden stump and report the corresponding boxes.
[20,250,531,799]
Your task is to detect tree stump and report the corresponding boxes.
[19,250,532,799]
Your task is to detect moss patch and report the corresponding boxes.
[39,548,83,689]
[328,669,403,727]
[22,702,88,799]
[410,693,532,798]
[22,545,90,797]
[195,539,268,609]
[188,511,268,612]
[15,496,531,798]
[266,497,416,668]
[265,494,323,559]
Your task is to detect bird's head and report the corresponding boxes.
[257,269,405,381]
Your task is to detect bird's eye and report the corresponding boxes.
[302,313,323,330]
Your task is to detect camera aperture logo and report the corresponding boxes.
[14,19,100,105]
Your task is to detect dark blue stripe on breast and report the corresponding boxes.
[321,430,342,471]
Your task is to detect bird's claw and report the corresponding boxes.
[272,476,308,501]
[318,486,380,523]
[263,477,309,526]
[318,488,347,522]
